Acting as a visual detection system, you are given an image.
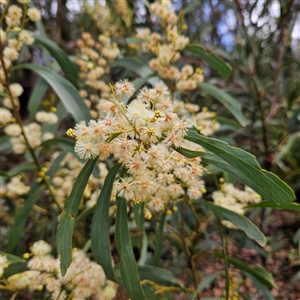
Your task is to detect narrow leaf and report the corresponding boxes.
[246,274,275,300]
[34,35,79,89]
[6,184,44,253]
[92,163,121,282]
[138,265,183,287]
[0,252,25,264]
[40,138,76,156]
[57,158,97,275]
[186,128,295,204]
[138,232,148,265]
[175,147,204,158]
[115,197,145,300]
[0,171,9,177]
[126,37,145,44]
[291,270,300,283]
[47,151,67,177]
[198,82,248,126]
[28,77,48,122]
[185,45,232,79]
[246,201,300,211]
[6,163,37,177]
[198,272,222,292]
[200,200,266,247]
[3,262,28,278]
[111,58,159,86]
[293,228,300,244]
[183,2,200,15]
[13,64,91,123]
[142,285,159,300]
[211,252,276,288]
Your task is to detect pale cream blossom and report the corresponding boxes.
[31,240,52,256]
[9,83,23,97]
[3,47,19,61]
[19,30,35,45]
[4,123,21,136]
[27,7,41,21]
[115,79,135,98]
[0,108,13,125]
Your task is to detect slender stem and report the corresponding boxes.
[234,0,271,168]
[154,210,166,266]
[251,78,271,169]
[0,53,62,213]
[183,196,213,244]
[218,219,230,300]
[180,202,201,300]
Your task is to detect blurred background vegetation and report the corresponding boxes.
[6,0,299,298]
[28,0,299,196]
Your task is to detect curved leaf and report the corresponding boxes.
[183,2,200,15]
[175,147,204,158]
[3,262,28,278]
[198,272,222,292]
[0,252,25,264]
[47,151,67,177]
[13,64,91,123]
[185,45,232,79]
[138,265,183,287]
[57,158,97,275]
[40,138,76,156]
[142,285,159,300]
[115,197,145,300]
[111,58,159,86]
[4,163,37,178]
[211,252,276,288]
[6,183,44,253]
[28,77,48,122]
[200,200,266,247]
[126,37,145,44]
[186,128,295,204]
[91,163,121,282]
[198,82,248,126]
[247,274,275,300]
[246,201,300,211]
[34,35,79,89]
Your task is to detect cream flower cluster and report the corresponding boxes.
[51,153,109,209]
[4,121,55,154]
[0,179,29,245]
[76,32,120,119]
[3,241,116,300]
[114,0,132,27]
[1,3,40,67]
[136,1,204,91]
[0,108,13,125]
[71,80,210,217]
[1,3,41,133]
[191,106,220,136]
[5,176,30,196]
[82,1,132,37]
[212,182,262,228]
